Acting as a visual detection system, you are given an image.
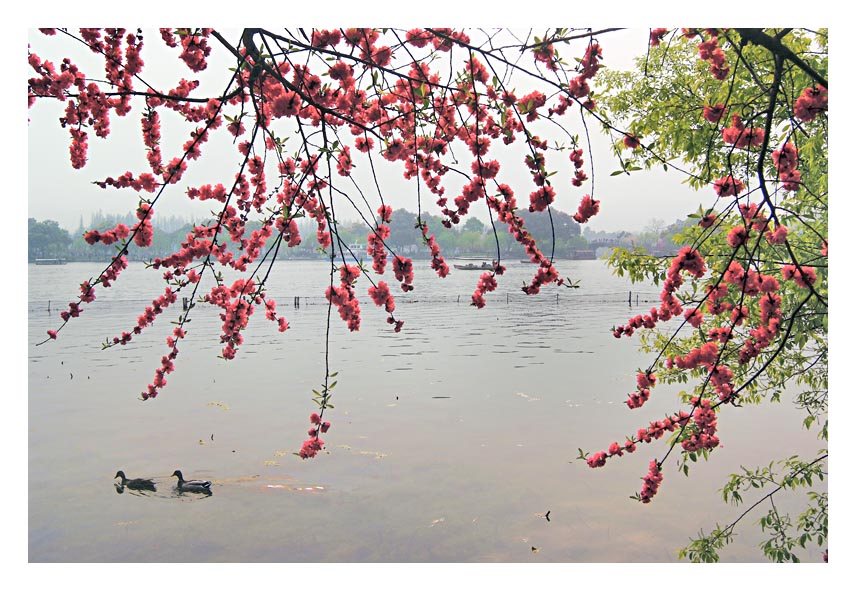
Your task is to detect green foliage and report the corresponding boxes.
[680,456,826,562]
[28,218,72,260]
[598,29,827,562]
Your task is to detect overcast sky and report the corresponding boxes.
[26,27,709,235]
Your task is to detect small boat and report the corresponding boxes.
[569,250,597,260]
[454,261,494,271]
[171,470,213,494]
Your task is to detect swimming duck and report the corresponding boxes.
[114,470,157,491]
[171,470,212,493]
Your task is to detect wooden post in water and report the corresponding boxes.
[294,296,300,308]
[628,291,632,306]
[182,297,189,311]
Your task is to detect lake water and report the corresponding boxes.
[28,259,825,562]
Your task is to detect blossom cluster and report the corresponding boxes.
[569,148,588,187]
[613,246,707,339]
[572,194,600,224]
[471,271,498,309]
[640,461,664,503]
[420,221,450,279]
[793,85,827,122]
[696,33,729,80]
[326,264,362,332]
[721,114,764,149]
[299,412,331,459]
[205,278,261,360]
[772,142,801,192]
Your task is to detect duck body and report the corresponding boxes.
[114,470,157,491]
[171,470,212,493]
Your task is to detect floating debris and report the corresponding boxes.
[206,401,231,411]
[429,518,445,528]
[265,484,326,493]
[535,510,551,522]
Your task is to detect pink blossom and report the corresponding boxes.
[726,225,749,248]
[572,194,600,223]
[649,28,669,46]
[713,176,744,197]
[703,104,725,124]
[765,225,788,245]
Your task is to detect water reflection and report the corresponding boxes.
[113,483,158,497]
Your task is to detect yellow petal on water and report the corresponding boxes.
[428,518,445,527]
[198,440,206,445]
[273,450,289,457]
[263,460,280,466]
[358,450,388,458]
[218,474,262,484]
[206,401,231,411]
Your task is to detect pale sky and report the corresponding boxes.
[26,27,704,234]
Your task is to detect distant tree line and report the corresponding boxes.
[306,208,591,260]
[28,215,197,262]
[28,209,688,263]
